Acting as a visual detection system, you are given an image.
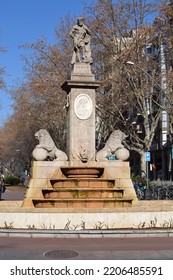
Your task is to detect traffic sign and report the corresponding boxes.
[145,151,151,162]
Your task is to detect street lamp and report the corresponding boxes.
[126,61,135,65]
[126,61,166,96]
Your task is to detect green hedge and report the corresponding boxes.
[4,175,21,185]
[132,175,147,186]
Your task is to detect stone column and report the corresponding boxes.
[62,63,101,162]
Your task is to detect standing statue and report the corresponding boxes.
[69,17,93,64]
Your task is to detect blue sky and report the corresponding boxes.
[0,0,87,124]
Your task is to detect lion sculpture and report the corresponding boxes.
[96,130,129,161]
[32,129,68,161]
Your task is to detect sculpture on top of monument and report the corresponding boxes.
[96,130,130,161]
[69,17,93,64]
[32,129,68,161]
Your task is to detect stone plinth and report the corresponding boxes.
[2,200,173,229]
[62,63,101,162]
[70,63,95,81]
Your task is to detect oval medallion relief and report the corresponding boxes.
[74,94,93,120]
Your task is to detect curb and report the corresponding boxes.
[1,229,173,238]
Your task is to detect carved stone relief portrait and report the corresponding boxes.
[74,94,93,120]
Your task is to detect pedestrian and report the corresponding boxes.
[24,174,30,188]
[0,175,6,200]
[133,181,139,192]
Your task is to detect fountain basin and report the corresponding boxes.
[61,167,104,178]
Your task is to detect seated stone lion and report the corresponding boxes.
[32,129,68,161]
[96,129,129,161]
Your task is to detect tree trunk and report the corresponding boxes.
[140,151,147,177]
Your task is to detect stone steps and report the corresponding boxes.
[50,178,115,188]
[31,169,135,208]
[42,188,124,199]
[33,198,133,208]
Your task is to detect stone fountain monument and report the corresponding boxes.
[22,17,137,209]
[2,18,173,230]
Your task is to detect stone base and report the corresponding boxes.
[1,201,173,229]
[22,160,137,208]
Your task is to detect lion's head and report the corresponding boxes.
[35,129,55,152]
[106,130,127,147]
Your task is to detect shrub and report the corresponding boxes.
[132,175,147,186]
[4,175,20,186]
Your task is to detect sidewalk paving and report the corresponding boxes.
[1,185,25,201]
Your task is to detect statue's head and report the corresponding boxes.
[77,17,84,26]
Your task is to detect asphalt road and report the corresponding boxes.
[0,236,173,259]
